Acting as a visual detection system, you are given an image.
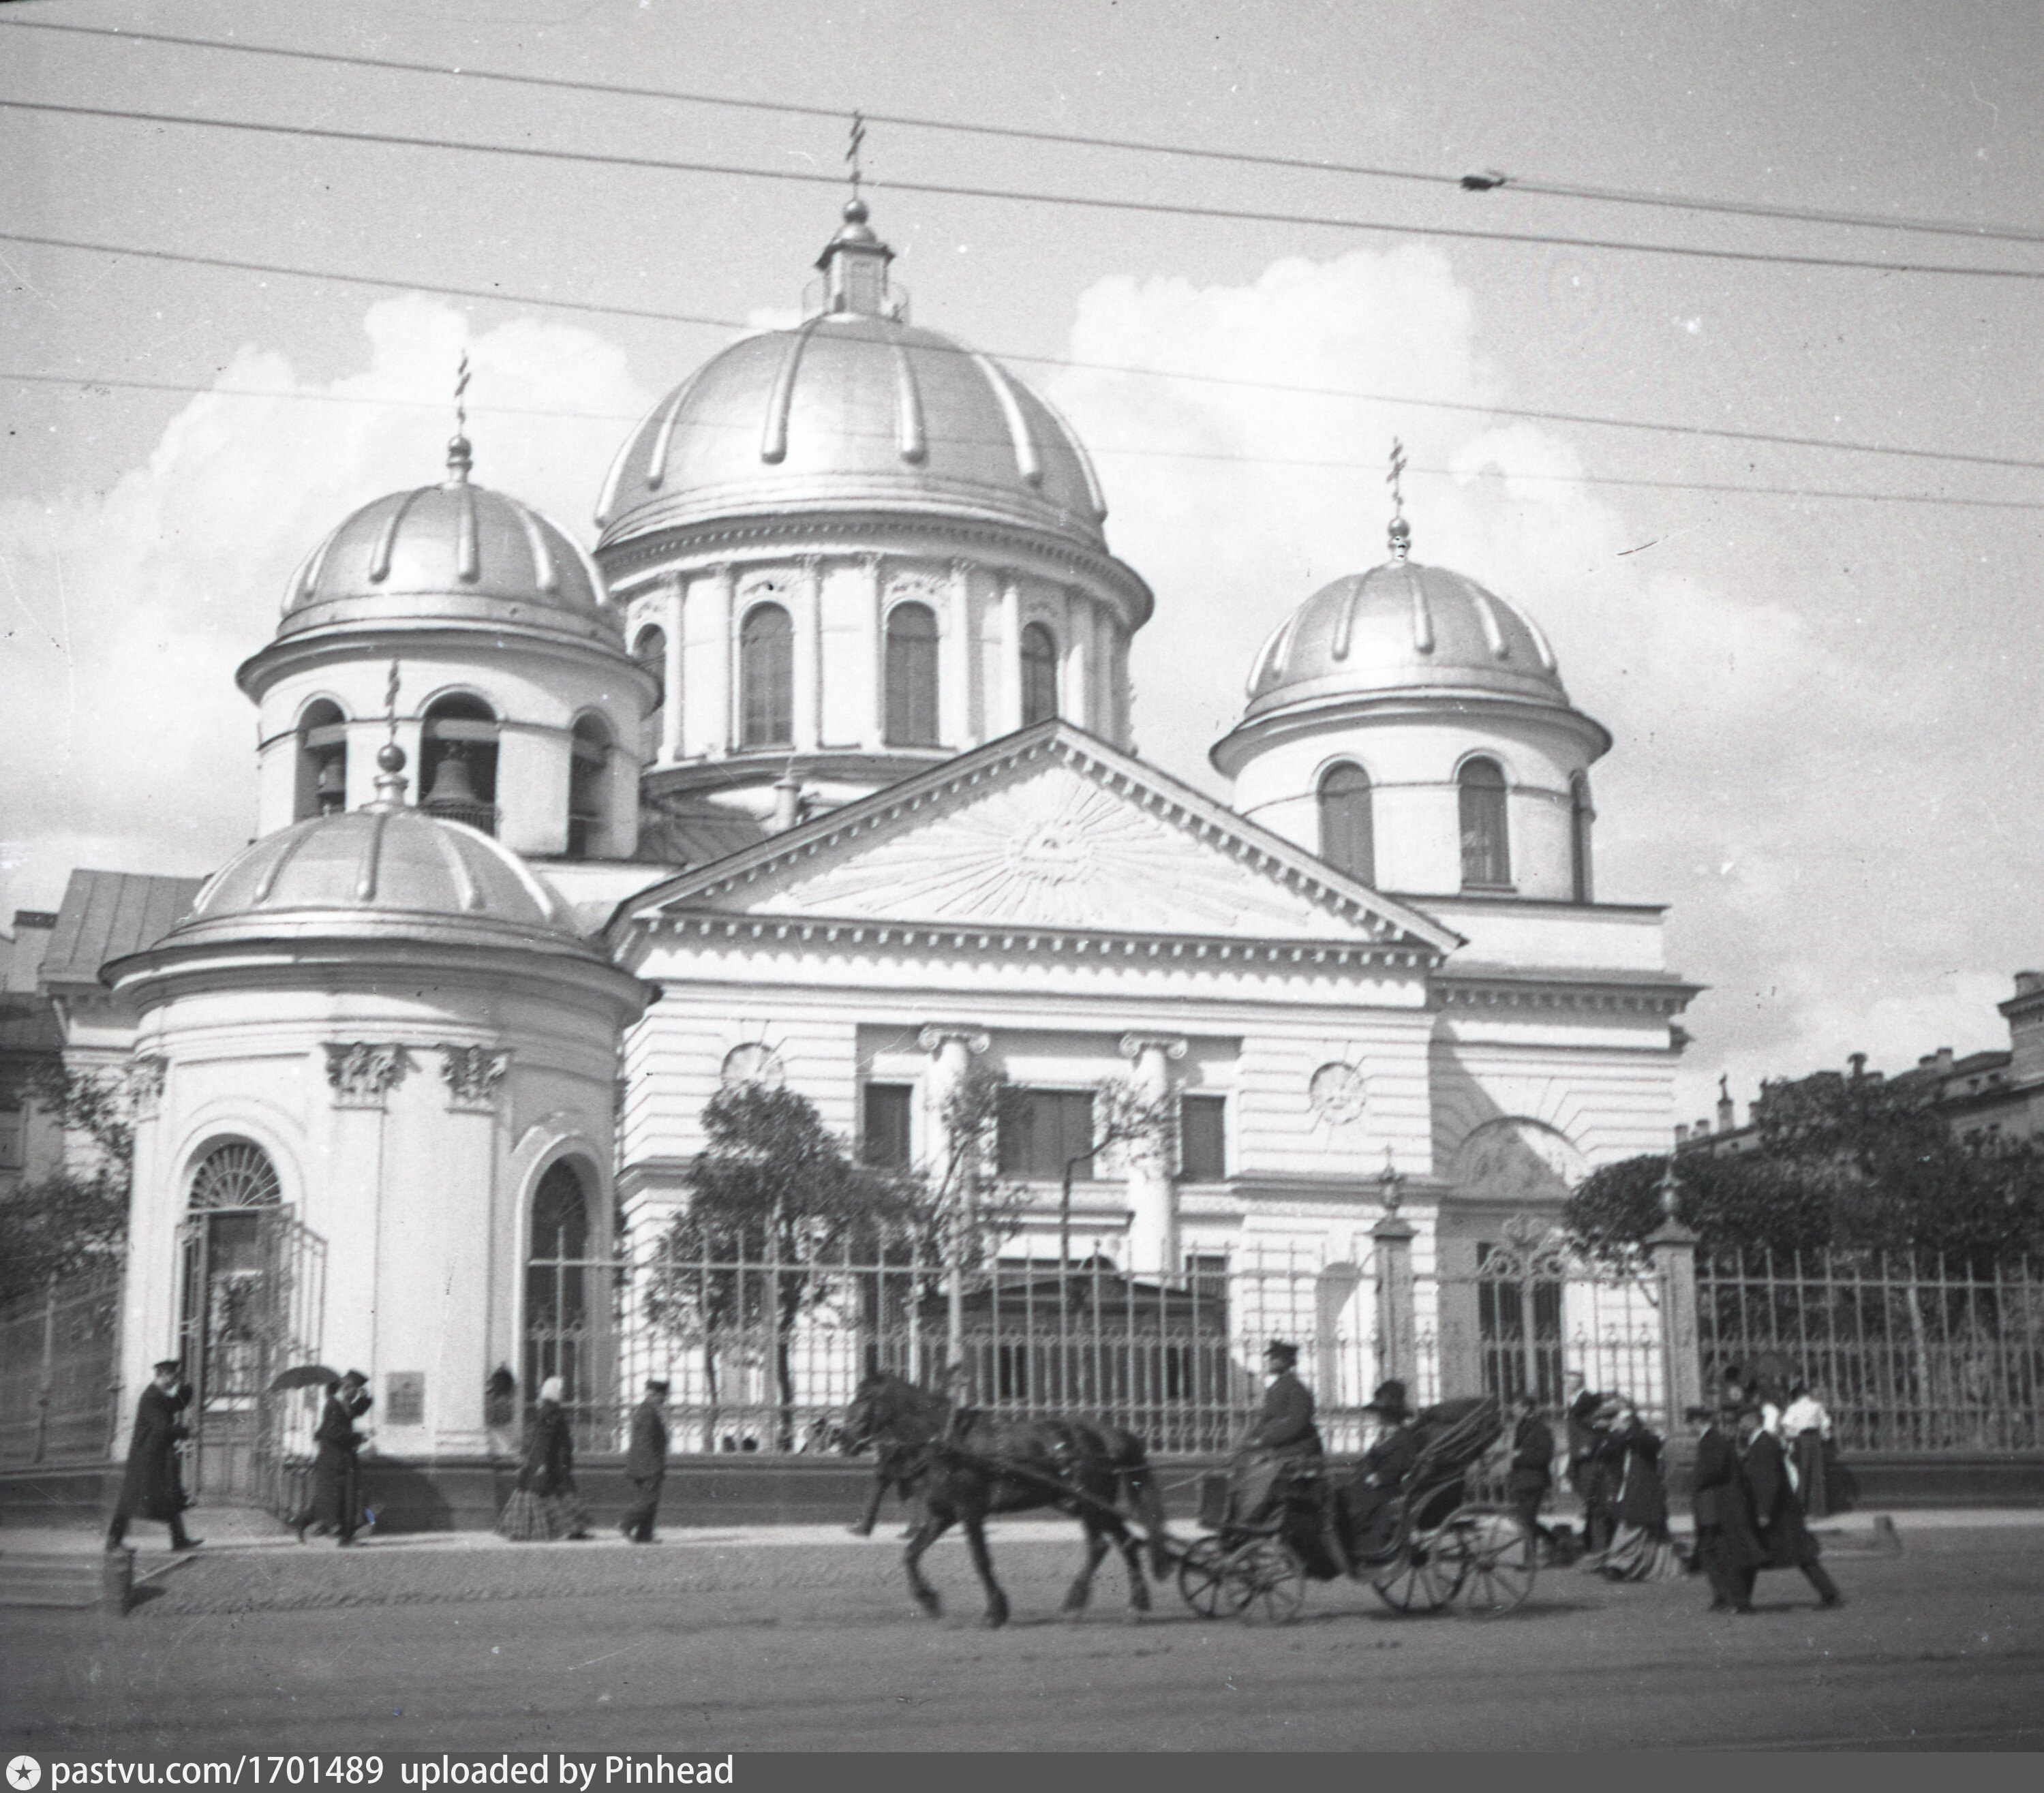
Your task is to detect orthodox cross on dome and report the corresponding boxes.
[846,110,866,202]
[446,352,473,483]
[1386,438,1411,560]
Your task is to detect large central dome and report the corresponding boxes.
[595,202,1108,557]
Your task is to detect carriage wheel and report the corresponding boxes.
[1444,1509,1537,1617]
[1176,1537,1246,1619]
[1371,1530,1457,1613]
[1226,1538,1307,1625]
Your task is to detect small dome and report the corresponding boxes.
[280,442,617,648]
[596,208,1109,555]
[168,804,588,952]
[1243,559,1570,719]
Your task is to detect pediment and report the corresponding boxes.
[619,726,1459,953]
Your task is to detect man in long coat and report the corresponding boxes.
[1688,1400,1760,1612]
[1506,1392,1556,1548]
[295,1370,371,1545]
[1740,1405,1844,1608]
[620,1379,670,1544]
[1230,1340,1323,1525]
[106,1360,198,1551]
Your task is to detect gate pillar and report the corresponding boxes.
[1372,1212,1416,1388]
[1645,1168,1703,1428]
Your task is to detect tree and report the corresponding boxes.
[642,1084,940,1449]
[0,1062,135,1305]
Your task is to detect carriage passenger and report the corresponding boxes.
[1336,1379,1420,1554]
[1230,1340,1323,1526]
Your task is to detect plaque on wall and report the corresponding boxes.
[385,1371,425,1428]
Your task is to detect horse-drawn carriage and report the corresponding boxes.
[842,1374,1536,1628]
[1166,1394,1538,1623]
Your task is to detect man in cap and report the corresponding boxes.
[107,1360,200,1552]
[621,1378,670,1544]
[1506,1392,1557,1552]
[1339,1379,1421,1555]
[1230,1339,1323,1527]
[1688,1398,1760,1613]
[294,1370,371,1546]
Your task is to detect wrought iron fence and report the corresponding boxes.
[0,1263,123,1467]
[601,1233,1410,1458]
[1697,1248,2044,1451]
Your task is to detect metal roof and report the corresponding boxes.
[39,870,205,990]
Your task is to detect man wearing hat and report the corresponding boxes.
[621,1378,670,1544]
[1230,1340,1323,1526]
[1688,1399,1761,1613]
[106,1360,200,1552]
[294,1370,371,1546]
[1738,1402,1844,1608]
[1338,1379,1420,1556]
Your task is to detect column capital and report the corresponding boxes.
[918,1025,990,1056]
[797,553,824,577]
[1118,1033,1188,1063]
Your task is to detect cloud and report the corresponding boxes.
[0,296,651,913]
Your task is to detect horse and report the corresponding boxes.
[840,1371,1169,1629]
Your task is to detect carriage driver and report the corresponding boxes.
[1231,1339,1324,1525]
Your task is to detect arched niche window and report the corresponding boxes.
[178,1140,284,1475]
[294,701,348,821]
[739,602,793,747]
[632,624,667,713]
[523,1161,594,1414]
[1570,773,1594,904]
[566,716,610,861]
[1021,622,1058,725]
[1317,761,1375,884]
[420,694,500,834]
[884,601,939,746]
[1458,756,1511,889]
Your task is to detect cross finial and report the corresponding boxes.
[847,111,866,200]
[446,352,473,482]
[384,659,401,745]
[1386,438,1411,560]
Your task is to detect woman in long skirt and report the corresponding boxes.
[1581,1403,1685,1582]
[1780,1383,1833,1519]
[497,1377,594,1542]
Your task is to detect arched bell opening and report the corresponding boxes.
[566,716,611,861]
[294,700,348,821]
[420,694,500,833]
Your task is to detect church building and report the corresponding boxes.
[60,201,1694,1497]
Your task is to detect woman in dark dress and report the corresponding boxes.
[498,1376,593,1541]
[294,1370,371,1544]
[1581,1401,1683,1581]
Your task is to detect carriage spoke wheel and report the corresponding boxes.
[1225,1538,1306,1625]
[1371,1530,1457,1613]
[1445,1510,1538,1617]
[1176,1537,1245,1619]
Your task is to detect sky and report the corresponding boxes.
[2,0,2041,1129]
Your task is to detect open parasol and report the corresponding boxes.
[269,1364,342,1392]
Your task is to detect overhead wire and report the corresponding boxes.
[9,16,2043,247]
[8,367,2041,513]
[4,97,2044,285]
[7,228,2042,477]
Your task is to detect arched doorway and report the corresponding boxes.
[176,1141,326,1504]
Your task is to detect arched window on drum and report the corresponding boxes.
[1570,773,1594,904]
[1317,762,1374,885]
[884,601,940,746]
[739,603,793,747]
[524,1162,600,1424]
[1458,756,1510,889]
[1021,622,1058,725]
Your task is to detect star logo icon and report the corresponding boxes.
[8,1757,42,1790]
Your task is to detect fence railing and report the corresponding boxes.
[1697,1248,2044,1451]
[0,1266,123,1469]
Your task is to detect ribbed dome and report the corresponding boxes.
[596,204,1108,554]
[279,440,617,648]
[168,802,588,952]
[1244,558,1570,719]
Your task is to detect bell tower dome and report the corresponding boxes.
[593,201,1153,833]
[237,434,656,862]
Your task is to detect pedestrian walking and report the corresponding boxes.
[1580,1400,1683,1580]
[294,1370,371,1546]
[1565,1381,1615,1553]
[497,1375,593,1541]
[1780,1382,1834,1519]
[620,1379,669,1544]
[1689,1400,1762,1613]
[106,1360,200,1552]
[1505,1392,1555,1550]
[1739,1404,1845,1609]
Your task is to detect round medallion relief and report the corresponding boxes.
[720,1043,786,1090]
[1308,1062,1367,1124]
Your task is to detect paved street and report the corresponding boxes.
[3,1518,2041,1753]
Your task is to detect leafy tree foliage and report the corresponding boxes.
[1568,1067,2044,1265]
[0,1063,135,1304]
